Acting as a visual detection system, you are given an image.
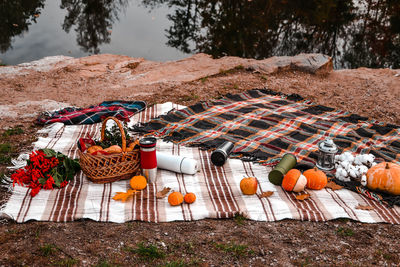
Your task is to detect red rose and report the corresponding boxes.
[30,186,41,197]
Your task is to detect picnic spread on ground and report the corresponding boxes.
[1,89,400,223]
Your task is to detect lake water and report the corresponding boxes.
[1,0,399,69]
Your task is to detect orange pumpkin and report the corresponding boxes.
[366,162,400,195]
[282,169,307,192]
[304,168,327,190]
[240,177,258,195]
[168,192,184,206]
[130,175,147,190]
[184,192,196,204]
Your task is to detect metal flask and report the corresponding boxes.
[211,141,235,166]
[268,153,297,185]
[139,137,157,183]
[316,138,338,171]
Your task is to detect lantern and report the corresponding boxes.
[316,138,338,171]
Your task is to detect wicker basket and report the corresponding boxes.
[78,117,140,183]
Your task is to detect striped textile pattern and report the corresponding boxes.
[2,102,400,224]
[36,100,146,125]
[136,89,400,166]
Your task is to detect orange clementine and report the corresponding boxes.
[130,175,147,190]
[168,192,184,206]
[184,192,196,204]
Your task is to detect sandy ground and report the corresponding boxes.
[0,54,400,266]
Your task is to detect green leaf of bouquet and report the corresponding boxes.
[38,178,46,185]
[41,148,57,157]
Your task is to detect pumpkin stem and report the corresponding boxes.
[385,163,390,169]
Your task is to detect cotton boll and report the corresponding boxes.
[348,169,358,178]
[340,160,350,170]
[341,176,351,182]
[345,153,355,163]
[354,155,363,166]
[339,168,348,178]
[335,154,340,163]
[339,153,347,162]
[371,162,377,167]
[358,165,369,175]
[361,175,367,186]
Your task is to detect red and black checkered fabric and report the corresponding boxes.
[136,89,400,165]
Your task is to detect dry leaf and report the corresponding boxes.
[156,187,171,199]
[326,180,344,190]
[296,193,310,201]
[34,14,40,17]
[260,191,274,198]
[355,204,374,210]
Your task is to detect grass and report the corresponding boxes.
[218,65,245,75]
[200,76,208,83]
[375,249,395,262]
[125,242,165,261]
[214,242,254,258]
[233,213,246,225]
[39,243,57,257]
[55,258,80,267]
[336,227,354,237]
[0,143,12,164]
[180,94,199,102]
[2,127,24,138]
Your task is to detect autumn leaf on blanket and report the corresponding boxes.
[260,191,274,198]
[355,204,374,210]
[156,187,171,199]
[296,193,310,201]
[326,180,344,190]
[113,189,138,202]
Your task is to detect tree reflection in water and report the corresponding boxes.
[143,0,400,68]
[0,0,399,68]
[0,0,45,53]
[60,0,128,54]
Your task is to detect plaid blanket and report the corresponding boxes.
[133,89,400,165]
[2,102,400,224]
[37,100,146,125]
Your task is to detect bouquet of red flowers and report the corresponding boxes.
[11,149,80,197]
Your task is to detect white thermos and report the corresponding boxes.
[156,153,198,175]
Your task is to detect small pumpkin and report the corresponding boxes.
[130,175,147,190]
[304,168,327,190]
[282,169,307,192]
[168,192,184,206]
[184,192,196,204]
[103,145,122,154]
[366,162,400,195]
[240,177,258,195]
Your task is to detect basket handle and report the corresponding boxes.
[100,117,127,153]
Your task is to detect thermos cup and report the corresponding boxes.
[211,141,235,166]
[139,137,157,183]
[156,153,198,175]
[268,153,297,185]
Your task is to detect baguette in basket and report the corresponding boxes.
[78,117,141,184]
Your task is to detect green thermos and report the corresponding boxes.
[268,153,297,185]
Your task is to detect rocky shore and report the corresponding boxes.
[1,53,399,129]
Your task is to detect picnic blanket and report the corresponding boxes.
[133,89,400,165]
[2,101,400,224]
[36,100,146,125]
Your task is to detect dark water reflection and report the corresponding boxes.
[1,0,399,68]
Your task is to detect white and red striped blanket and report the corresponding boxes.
[2,103,400,223]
